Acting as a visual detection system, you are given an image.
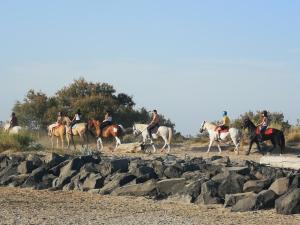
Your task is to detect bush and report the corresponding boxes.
[0,131,40,152]
[286,127,300,143]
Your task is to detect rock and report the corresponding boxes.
[44,153,67,168]
[269,177,290,196]
[222,167,250,176]
[243,179,272,193]
[26,154,43,168]
[164,164,183,178]
[257,190,277,209]
[178,178,208,203]
[224,192,256,208]
[203,164,223,178]
[100,173,136,195]
[182,162,200,173]
[2,174,29,186]
[195,180,221,205]
[130,165,158,183]
[275,188,300,215]
[157,178,186,196]
[290,174,300,188]
[181,171,207,182]
[82,173,105,191]
[111,179,157,197]
[17,161,37,174]
[231,195,259,212]
[99,158,129,176]
[22,167,48,189]
[49,160,70,177]
[212,173,247,198]
[211,156,230,166]
[0,164,18,184]
[151,160,166,178]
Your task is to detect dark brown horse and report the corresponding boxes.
[242,118,285,155]
[89,119,125,151]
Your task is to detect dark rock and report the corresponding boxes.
[181,171,207,181]
[82,173,105,191]
[222,167,250,176]
[100,173,136,195]
[269,177,290,196]
[130,165,158,183]
[157,178,186,196]
[224,192,256,208]
[17,161,37,174]
[7,174,30,187]
[275,188,300,215]
[164,164,183,178]
[49,160,70,177]
[218,173,247,198]
[151,160,166,178]
[44,153,67,169]
[111,179,157,196]
[178,178,208,202]
[231,195,259,212]
[257,190,277,209]
[195,180,221,205]
[243,179,272,193]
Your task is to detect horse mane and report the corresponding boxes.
[134,123,148,130]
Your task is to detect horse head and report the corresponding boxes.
[199,121,206,133]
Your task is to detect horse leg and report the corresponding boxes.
[150,139,157,153]
[207,139,214,153]
[97,137,103,151]
[51,136,54,149]
[246,139,255,155]
[61,135,64,149]
[231,136,239,155]
[56,137,59,149]
[217,144,222,153]
[160,136,168,153]
[114,136,121,151]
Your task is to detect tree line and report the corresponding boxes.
[13,78,175,131]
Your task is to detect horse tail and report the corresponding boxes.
[118,124,126,134]
[168,127,173,144]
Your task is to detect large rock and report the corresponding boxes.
[177,178,208,203]
[130,165,158,183]
[257,190,277,209]
[269,177,290,196]
[151,160,165,178]
[275,188,300,215]
[44,153,67,169]
[157,178,186,196]
[82,173,105,191]
[111,179,157,196]
[217,173,247,198]
[222,167,250,176]
[243,179,272,193]
[181,171,207,181]
[17,161,37,174]
[99,158,129,176]
[1,174,29,187]
[164,164,183,178]
[195,180,221,205]
[22,167,48,189]
[224,192,256,208]
[100,173,136,195]
[231,195,259,212]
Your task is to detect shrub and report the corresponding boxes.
[286,127,300,143]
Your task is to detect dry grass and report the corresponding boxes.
[286,127,300,143]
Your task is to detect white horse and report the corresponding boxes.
[199,121,241,154]
[3,123,23,134]
[133,124,172,153]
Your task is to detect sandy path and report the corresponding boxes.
[0,187,300,225]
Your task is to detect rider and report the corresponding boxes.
[147,109,160,138]
[257,110,269,142]
[69,109,82,133]
[49,112,63,134]
[9,112,18,128]
[216,111,230,141]
[99,111,113,136]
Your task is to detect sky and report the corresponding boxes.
[0,1,299,135]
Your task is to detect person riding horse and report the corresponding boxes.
[257,110,269,142]
[48,112,63,135]
[9,112,18,129]
[99,111,113,136]
[69,109,82,134]
[147,109,160,138]
[216,111,230,141]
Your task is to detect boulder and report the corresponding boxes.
[181,171,207,181]
[44,153,67,168]
[243,179,272,193]
[275,188,300,215]
[224,192,256,208]
[222,167,250,176]
[177,178,208,203]
[269,177,290,196]
[111,179,157,197]
[164,164,183,178]
[151,160,166,178]
[157,178,186,196]
[17,161,37,174]
[231,195,259,212]
[130,165,158,183]
[82,173,105,191]
[217,173,247,198]
[195,180,221,205]
[256,190,277,209]
[2,174,29,187]
[100,173,136,195]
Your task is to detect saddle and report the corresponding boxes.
[256,127,274,136]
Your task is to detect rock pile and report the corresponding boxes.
[0,153,300,215]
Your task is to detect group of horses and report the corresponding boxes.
[2,116,285,155]
[48,117,173,153]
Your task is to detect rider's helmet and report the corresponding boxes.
[106,110,111,116]
[262,110,268,117]
[222,111,227,116]
[153,109,157,114]
[11,112,15,117]
[77,109,81,115]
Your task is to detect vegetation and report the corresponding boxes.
[0,131,41,152]
[12,78,175,131]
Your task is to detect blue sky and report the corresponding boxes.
[0,1,299,135]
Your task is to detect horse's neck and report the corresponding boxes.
[205,122,217,131]
[135,124,148,131]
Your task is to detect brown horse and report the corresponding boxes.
[63,117,90,150]
[89,119,125,151]
[47,124,69,149]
